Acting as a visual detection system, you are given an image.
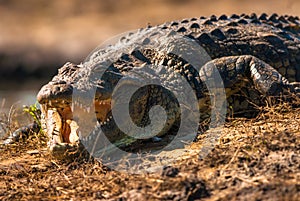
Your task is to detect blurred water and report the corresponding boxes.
[0,89,39,139]
[0,90,39,113]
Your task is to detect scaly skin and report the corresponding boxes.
[7,13,300,158]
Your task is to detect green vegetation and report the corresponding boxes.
[23,102,42,132]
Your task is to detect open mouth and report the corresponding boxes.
[39,98,112,154]
[40,102,78,147]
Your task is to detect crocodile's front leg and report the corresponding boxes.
[1,122,40,145]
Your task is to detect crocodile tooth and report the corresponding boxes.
[86,107,91,113]
[78,131,82,138]
[71,103,74,111]
[53,129,60,135]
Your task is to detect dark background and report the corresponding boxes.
[0,0,299,90]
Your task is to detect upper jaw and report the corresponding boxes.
[37,81,73,105]
[37,61,82,105]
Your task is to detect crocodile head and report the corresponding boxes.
[37,62,118,158]
[37,59,155,159]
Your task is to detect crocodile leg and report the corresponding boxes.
[1,122,40,145]
[201,55,300,116]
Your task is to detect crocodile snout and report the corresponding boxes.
[37,81,73,105]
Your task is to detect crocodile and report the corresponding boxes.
[5,13,300,158]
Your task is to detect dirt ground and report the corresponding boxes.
[0,103,299,200]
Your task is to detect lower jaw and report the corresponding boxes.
[40,104,80,149]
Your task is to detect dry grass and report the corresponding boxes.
[0,102,299,200]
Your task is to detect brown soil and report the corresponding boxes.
[0,104,299,200]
